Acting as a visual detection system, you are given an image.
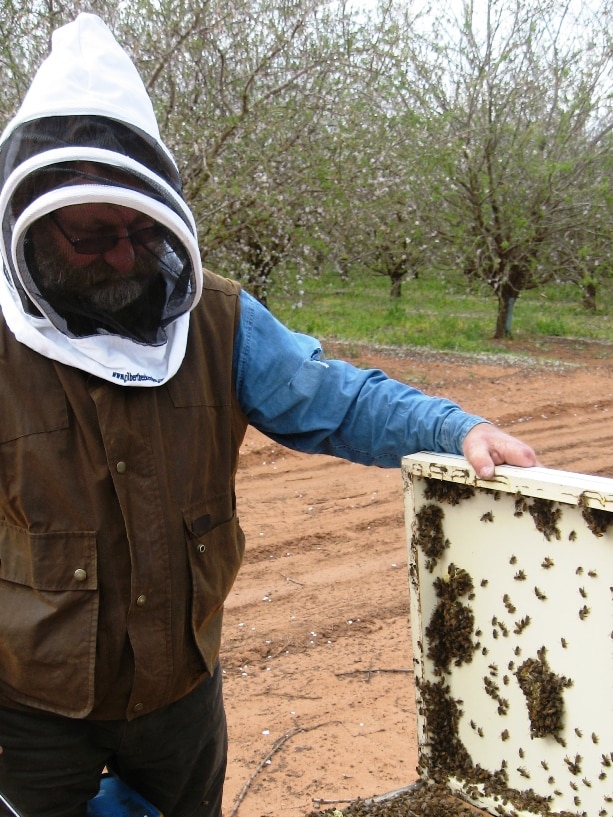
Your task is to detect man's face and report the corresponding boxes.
[31,203,160,313]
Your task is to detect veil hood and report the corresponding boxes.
[0,13,202,386]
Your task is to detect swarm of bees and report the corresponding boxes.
[580,505,611,537]
[413,503,449,573]
[415,677,473,780]
[306,779,502,817]
[577,492,612,537]
[423,478,476,506]
[425,564,476,673]
[527,497,563,541]
[514,648,572,741]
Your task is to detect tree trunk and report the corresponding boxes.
[247,271,269,307]
[582,282,597,312]
[494,293,516,338]
[390,277,402,298]
[493,269,523,339]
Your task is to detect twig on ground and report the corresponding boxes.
[312,797,360,806]
[255,690,323,701]
[334,668,414,682]
[266,640,293,660]
[228,721,340,817]
[280,572,305,586]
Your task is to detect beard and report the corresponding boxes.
[32,246,156,314]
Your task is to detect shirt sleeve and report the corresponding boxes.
[232,290,488,468]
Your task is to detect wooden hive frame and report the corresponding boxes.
[402,454,613,817]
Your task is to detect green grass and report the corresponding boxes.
[267,269,612,357]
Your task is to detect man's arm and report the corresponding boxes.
[234,290,538,472]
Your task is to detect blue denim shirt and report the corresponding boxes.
[233,290,487,468]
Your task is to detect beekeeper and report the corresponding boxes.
[0,13,538,817]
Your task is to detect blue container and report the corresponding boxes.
[87,773,163,817]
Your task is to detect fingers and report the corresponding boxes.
[462,423,539,480]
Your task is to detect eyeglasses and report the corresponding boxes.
[49,213,165,256]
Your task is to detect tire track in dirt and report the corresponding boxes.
[496,397,613,476]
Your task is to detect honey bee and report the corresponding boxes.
[514,616,531,634]
[565,754,582,775]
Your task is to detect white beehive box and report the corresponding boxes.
[402,453,613,817]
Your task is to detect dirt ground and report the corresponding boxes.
[220,336,613,817]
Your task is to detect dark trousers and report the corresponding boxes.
[0,663,227,817]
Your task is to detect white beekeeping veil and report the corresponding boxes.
[0,13,203,386]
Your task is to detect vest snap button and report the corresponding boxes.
[136,594,147,607]
[74,568,87,582]
[116,461,127,474]
[198,543,206,553]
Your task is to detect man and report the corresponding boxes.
[0,14,538,817]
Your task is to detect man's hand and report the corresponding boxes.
[462,422,540,480]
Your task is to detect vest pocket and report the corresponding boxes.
[183,498,245,670]
[0,522,98,717]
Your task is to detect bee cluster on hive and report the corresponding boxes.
[402,454,613,817]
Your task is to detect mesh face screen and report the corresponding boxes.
[21,202,195,344]
[0,115,181,194]
[1,116,200,346]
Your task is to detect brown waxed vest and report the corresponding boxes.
[0,270,249,720]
